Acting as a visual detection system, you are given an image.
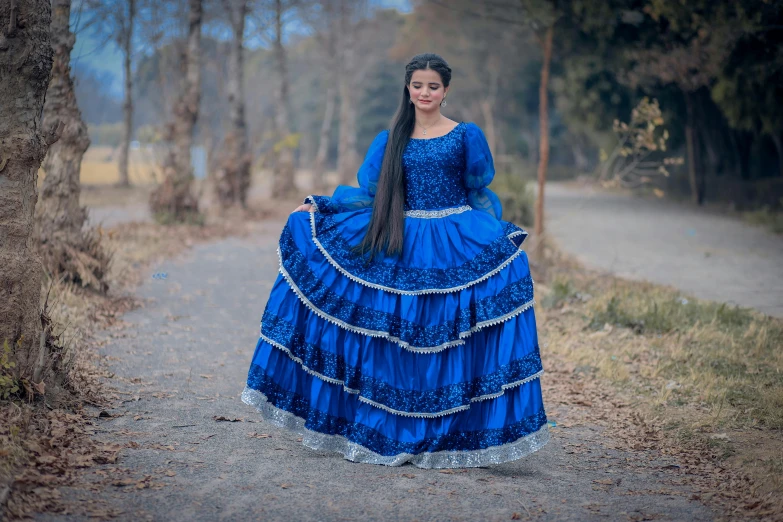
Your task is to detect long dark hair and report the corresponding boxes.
[353,53,452,259]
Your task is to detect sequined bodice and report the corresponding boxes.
[402,122,469,211]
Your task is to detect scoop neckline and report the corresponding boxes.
[409,121,464,141]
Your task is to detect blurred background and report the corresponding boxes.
[67,0,782,229]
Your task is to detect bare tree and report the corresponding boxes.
[335,0,362,185]
[84,0,138,187]
[271,0,296,198]
[0,0,53,377]
[306,0,339,192]
[118,0,136,187]
[37,0,109,292]
[213,0,251,207]
[149,0,203,222]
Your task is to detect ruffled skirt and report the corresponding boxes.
[242,206,549,468]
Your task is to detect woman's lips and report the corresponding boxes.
[419,100,432,103]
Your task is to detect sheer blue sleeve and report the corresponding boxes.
[463,123,502,220]
[304,130,389,213]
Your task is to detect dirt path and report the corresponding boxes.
[34,217,716,522]
[545,183,783,318]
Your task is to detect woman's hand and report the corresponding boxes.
[292,203,315,213]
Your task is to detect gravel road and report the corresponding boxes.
[545,183,783,317]
[35,217,715,522]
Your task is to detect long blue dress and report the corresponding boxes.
[242,121,549,468]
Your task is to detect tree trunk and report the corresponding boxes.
[38,0,90,247]
[684,91,703,205]
[36,0,108,291]
[313,73,337,193]
[534,24,553,242]
[479,98,496,159]
[336,0,359,186]
[215,0,250,208]
[0,0,53,375]
[271,0,296,198]
[149,0,202,221]
[117,0,135,188]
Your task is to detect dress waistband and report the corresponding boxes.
[403,205,472,219]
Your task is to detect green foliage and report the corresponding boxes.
[0,340,20,400]
[711,4,783,138]
[742,199,783,235]
[541,277,577,309]
[588,291,756,335]
[490,171,534,227]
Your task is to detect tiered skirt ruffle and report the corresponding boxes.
[242,206,549,468]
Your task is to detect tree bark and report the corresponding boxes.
[149,0,202,221]
[336,0,359,186]
[117,0,135,188]
[215,0,250,207]
[312,1,339,193]
[313,71,337,192]
[271,0,297,198]
[534,24,553,242]
[36,0,109,291]
[38,0,91,249]
[0,0,53,373]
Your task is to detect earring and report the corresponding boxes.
[410,99,414,105]
[441,98,447,107]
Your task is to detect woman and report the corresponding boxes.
[242,53,549,468]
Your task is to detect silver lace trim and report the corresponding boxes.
[403,205,473,218]
[259,327,544,418]
[308,211,526,296]
[304,195,320,212]
[507,230,527,241]
[277,246,536,353]
[241,386,550,469]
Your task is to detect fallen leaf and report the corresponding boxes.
[213,416,243,422]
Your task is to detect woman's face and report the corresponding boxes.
[408,69,448,113]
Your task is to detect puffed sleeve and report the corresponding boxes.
[463,122,503,220]
[304,130,389,213]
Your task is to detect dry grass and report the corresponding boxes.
[533,248,783,518]
[79,146,159,186]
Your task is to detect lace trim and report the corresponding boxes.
[403,205,472,218]
[304,195,320,212]
[256,315,544,417]
[277,242,536,352]
[241,386,550,468]
[309,211,527,296]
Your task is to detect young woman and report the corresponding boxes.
[242,53,549,468]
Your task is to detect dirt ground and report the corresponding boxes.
[30,216,718,522]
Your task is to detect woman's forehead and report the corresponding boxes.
[410,69,443,84]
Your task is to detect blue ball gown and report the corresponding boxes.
[242,121,549,468]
